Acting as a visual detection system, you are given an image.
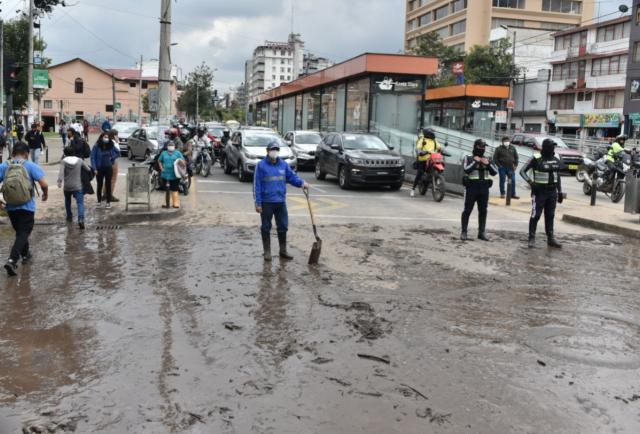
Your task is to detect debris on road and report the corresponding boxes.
[357,353,390,364]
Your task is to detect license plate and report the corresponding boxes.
[568,164,578,171]
[377,171,389,175]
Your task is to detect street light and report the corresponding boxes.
[501,25,517,133]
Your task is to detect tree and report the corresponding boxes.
[34,0,66,13]
[464,38,519,86]
[176,63,215,121]
[412,32,464,87]
[3,17,49,109]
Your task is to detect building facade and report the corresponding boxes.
[511,70,551,133]
[623,3,640,137]
[405,0,595,53]
[547,16,630,138]
[302,54,334,76]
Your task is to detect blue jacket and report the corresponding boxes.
[91,143,120,170]
[254,158,304,206]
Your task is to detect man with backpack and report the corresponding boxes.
[0,142,49,276]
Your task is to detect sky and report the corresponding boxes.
[0,0,632,93]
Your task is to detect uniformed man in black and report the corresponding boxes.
[520,138,564,249]
[461,139,498,241]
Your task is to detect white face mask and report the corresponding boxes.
[167,146,176,152]
[502,141,509,146]
[268,150,279,160]
[102,138,109,144]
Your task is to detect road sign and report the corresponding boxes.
[495,110,507,124]
[451,61,464,75]
[34,52,43,66]
[33,69,49,89]
[506,99,516,110]
[115,102,122,110]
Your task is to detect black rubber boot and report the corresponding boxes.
[261,232,272,262]
[460,213,469,241]
[278,232,293,260]
[547,233,562,248]
[162,190,170,209]
[528,236,536,249]
[477,212,489,241]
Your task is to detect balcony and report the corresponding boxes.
[566,45,587,59]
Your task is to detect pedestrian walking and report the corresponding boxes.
[25,123,46,165]
[494,136,520,199]
[16,122,25,142]
[90,132,120,209]
[66,128,90,159]
[460,139,498,241]
[82,119,90,142]
[107,129,121,202]
[60,119,68,147]
[58,146,90,230]
[157,141,185,209]
[101,118,111,133]
[254,140,309,261]
[410,127,441,197]
[520,138,564,249]
[0,142,49,277]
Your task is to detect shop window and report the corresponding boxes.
[295,94,303,130]
[303,89,321,130]
[346,78,369,132]
[321,86,338,132]
[74,78,83,94]
[336,84,346,132]
[493,0,525,8]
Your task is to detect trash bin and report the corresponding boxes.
[126,165,151,211]
[624,172,640,214]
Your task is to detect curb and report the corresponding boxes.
[101,207,185,225]
[562,213,640,239]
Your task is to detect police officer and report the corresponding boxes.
[254,141,309,261]
[461,139,498,241]
[411,127,441,197]
[520,138,564,249]
[605,134,628,180]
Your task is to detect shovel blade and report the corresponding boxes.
[308,239,322,265]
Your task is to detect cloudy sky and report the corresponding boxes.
[0,0,631,93]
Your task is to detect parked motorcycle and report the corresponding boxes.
[145,153,192,195]
[417,151,450,202]
[582,152,630,203]
[576,148,606,183]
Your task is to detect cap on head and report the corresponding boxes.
[267,140,280,151]
[473,139,487,157]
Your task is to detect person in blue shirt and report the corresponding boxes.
[254,140,308,261]
[101,118,111,133]
[0,142,49,276]
[157,142,185,209]
[90,132,120,209]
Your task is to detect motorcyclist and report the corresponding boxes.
[520,138,563,249]
[192,125,211,169]
[410,127,442,197]
[605,134,628,180]
[460,139,498,241]
[221,129,231,146]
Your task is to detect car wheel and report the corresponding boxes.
[315,162,327,180]
[222,155,233,174]
[128,149,134,161]
[338,165,351,190]
[144,149,151,161]
[238,163,249,182]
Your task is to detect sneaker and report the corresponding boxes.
[4,259,17,277]
[410,189,415,198]
[79,220,85,230]
[110,196,120,203]
[106,203,112,209]
[500,194,505,199]
[22,251,33,264]
[97,202,104,209]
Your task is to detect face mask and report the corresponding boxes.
[268,150,279,160]
[102,138,109,144]
[167,146,176,152]
[473,147,485,157]
[502,141,509,146]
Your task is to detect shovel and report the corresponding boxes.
[303,187,322,265]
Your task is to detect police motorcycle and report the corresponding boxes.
[582,150,631,203]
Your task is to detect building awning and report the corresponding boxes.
[254,53,438,104]
[425,84,510,101]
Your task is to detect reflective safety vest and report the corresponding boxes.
[606,141,624,162]
[416,137,439,162]
[531,153,560,185]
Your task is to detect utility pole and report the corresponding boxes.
[195,80,199,123]
[138,54,143,126]
[521,71,527,130]
[27,0,35,124]
[158,0,172,124]
[1,19,4,124]
[502,26,516,133]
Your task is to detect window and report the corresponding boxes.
[280,75,285,80]
[286,76,290,80]
[346,78,370,132]
[542,0,582,14]
[552,60,585,80]
[637,6,640,25]
[451,0,466,13]
[491,18,524,28]
[493,0,525,8]
[419,13,432,26]
[435,26,449,39]
[129,82,136,88]
[408,19,418,31]
[451,20,466,35]
[634,42,640,63]
[408,38,418,49]
[287,67,291,72]
[595,90,624,109]
[43,100,52,109]
[451,43,465,52]
[74,78,83,94]
[576,92,593,101]
[550,94,575,110]
[281,67,284,72]
[539,22,575,31]
[596,21,630,42]
[554,31,586,50]
[592,55,626,76]
[142,82,148,89]
[75,111,84,121]
[434,4,448,19]
[409,0,417,12]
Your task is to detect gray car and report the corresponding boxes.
[128,126,169,160]
[284,130,323,170]
[112,122,138,157]
[222,130,297,182]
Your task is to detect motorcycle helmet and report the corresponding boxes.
[167,127,179,139]
[616,134,627,146]
[472,139,486,157]
[541,138,556,159]
[422,127,436,140]
[180,128,191,142]
[196,125,206,137]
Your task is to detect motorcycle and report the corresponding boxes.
[194,143,213,177]
[417,151,450,202]
[582,152,630,203]
[144,153,192,196]
[576,148,606,183]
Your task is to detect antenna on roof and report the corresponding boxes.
[290,0,294,34]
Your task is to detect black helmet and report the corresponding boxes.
[541,138,556,158]
[197,125,206,135]
[180,128,191,141]
[616,134,627,144]
[422,127,435,140]
[473,139,486,157]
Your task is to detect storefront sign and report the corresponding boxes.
[583,113,621,128]
[470,99,498,110]
[33,69,49,89]
[451,62,464,75]
[376,77,420,91]
[629,112,640,126]
[555,114,581,126]
[506,99,516,110]
[495,110,507,124]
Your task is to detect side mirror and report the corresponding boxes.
[388,145,395,150]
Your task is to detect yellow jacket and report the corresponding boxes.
[416,136,440,162]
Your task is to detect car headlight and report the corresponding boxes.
[244,151,261,159]
[348,157,365,165]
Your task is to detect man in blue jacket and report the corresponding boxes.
[254,140,308,261]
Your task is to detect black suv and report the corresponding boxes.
[315,133,405,190]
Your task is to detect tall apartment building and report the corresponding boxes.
[302,54,334,76]
[405,0,595,52]
[624,3,640,137]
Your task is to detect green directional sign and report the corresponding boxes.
[115,102,122,110]
[630,112,640,126]
[33,69,49,89]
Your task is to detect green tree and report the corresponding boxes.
[3,17,49,109]
[34,0,66,13]
[412,31,464,87]
[176,63,215,121]
[464,38,519,86]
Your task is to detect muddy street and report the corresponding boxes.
[0,220,639,434]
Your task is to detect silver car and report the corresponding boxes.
[284,130,323,170]
[112,122,138,156]
[128,126,170,160]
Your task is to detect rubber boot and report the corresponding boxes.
[460,213,469,241]
[477,212,489,241]
[528,218,538,249]
[261,232,272,262]
[162,190,170,208]
[528,236,536,249]
[547,232,562,248]
[278,232,293,260]
[172,191,180,209]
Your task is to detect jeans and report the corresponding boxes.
[412,160,427,189]
[260,202,288,235]
[96,166,113,203]
[30,148,41,165]
[498,167,516,196]
[64,190,85,222]
[61,134,67,147]
[7,210,35,262]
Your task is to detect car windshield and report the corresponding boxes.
[144,127,168,140]
[244,133,287,148]
[210,128,225,137]
[538,137,569,149]
[296,133,322,144]
[342,134,388,150]
[114,124,138,134]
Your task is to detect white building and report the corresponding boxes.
[547,16,630,138]
[490,26,555,78]
[302,53,334,76]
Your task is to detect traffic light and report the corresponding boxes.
[5,63,23,94]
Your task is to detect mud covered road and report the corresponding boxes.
[1,219,639,433]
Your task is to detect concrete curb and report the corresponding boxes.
[100,207,185,225]
[562,213,640,239]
